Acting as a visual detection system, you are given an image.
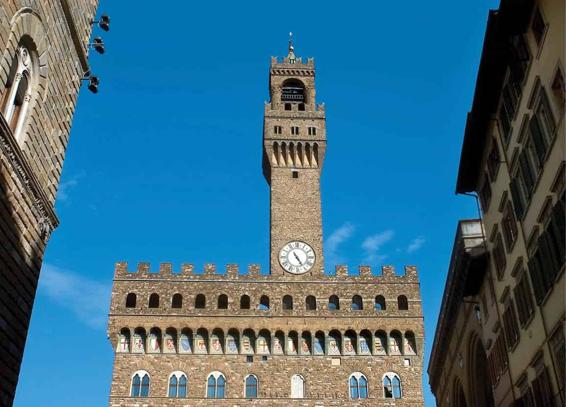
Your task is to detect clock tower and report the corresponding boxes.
[262,36,326,276]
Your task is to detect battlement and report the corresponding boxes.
[113,262,419,282]
[271,55,314,68]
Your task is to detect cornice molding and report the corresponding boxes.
[0,114,58,243]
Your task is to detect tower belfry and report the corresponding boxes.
[263,40,326,276]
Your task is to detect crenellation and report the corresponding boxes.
[226,263,239,276]
[335,264,348,277]
[113,261,420,282]
[358,265,372,278]
[247,263,260,276]
[382,265,395,277]
[204,263,216,275]
[159,262,172,274]
[136,262,150,274]
[181,263,194,275]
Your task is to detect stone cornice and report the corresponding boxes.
[0,114,59,242]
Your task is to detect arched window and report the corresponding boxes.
[206,372,226,399]
[2,46,35,142]
[306,295,316,310]
[218,294,228,309]
[195,294,206,309]
[349,372,368,399]
[168,371,188,398]
[125,293,136,308]
[281,79,305,103]
[291,374,304,398]
[283,295,293,310]
[383,373,402,399]
[240,295,250,309]
[375,295,386,310]
[352,295,363,310]
[131,370,150,398]
[148,293,159,308]
[328,295,340,310]
[171,293,182,309]
[245,375,258,398]
[398,295,409,310]
[259,295,269,310]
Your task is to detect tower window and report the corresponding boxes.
[328,295,340,310]
[383,373,402,399]
[285,103,292,111]
[283,295,293,310]
[274,125,282,134]
[125,293,137,308]
[298,103,305,111]
[292,170,299,179]
[308,127,316,136]
[171,293,183,309]
[397,295,408,310]
[195,294,206,309]
[240,295,250,309]
[131,370,150,398]
[206,372,226,399]
[291,126,299,135]
[218,294,228,309]
[168,371,188,398]
[148,293,159,308]
[245,375,258,398]
[281,79,305,102]
[349,373,369,399]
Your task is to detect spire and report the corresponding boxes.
[287,32,296,63]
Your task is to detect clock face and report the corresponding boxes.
[279,241,316,274]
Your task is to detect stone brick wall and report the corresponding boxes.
[0,1,98,405]
[108,263,425,405]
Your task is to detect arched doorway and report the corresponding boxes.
[468,335,494,407]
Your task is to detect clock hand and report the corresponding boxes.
[292,251,303,265]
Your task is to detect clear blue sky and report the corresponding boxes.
[15,1,498,405]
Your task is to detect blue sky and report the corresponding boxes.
[15,1,498,405]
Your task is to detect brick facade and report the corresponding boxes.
[108,44,425,406]
[0,1,98,405]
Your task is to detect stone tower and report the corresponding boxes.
[0,1,99,405]
[107,40,425,406]
[263,36,326,276]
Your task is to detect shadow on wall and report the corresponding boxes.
[0,114,44,406]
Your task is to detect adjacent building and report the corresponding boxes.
[107,43,426,406]
[429,0,564,406]
[0,1,99,405]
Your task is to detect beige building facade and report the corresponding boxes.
[0,1,99,405]
[107,43,425,406]
[429,0,564,406]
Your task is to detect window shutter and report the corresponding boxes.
[537,235,556,292]
[527,255,545,304]
[509,179,525,219]
[529,117,547,165]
